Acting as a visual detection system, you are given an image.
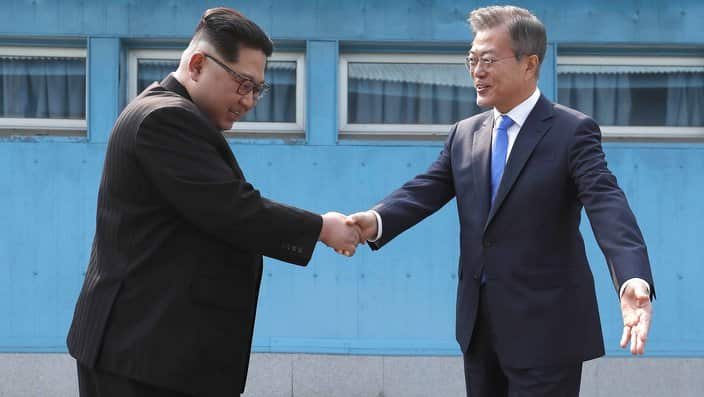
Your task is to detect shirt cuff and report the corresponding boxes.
[369,210,382,242]
[619,277,651,299]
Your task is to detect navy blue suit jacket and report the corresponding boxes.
[370,95,654,368]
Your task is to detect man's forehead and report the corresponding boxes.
[468,47,498,55]
[229,47,267,82]
[470,32,509,53]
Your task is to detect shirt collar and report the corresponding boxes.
[492,87,541,129]
[161,73,193,102]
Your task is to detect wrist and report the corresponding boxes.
[319,214,330,242]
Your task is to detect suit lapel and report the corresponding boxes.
[472,113,494,220]
[485,96,554,229]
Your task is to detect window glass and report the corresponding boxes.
[558,61,704,127]
[347,62,479,125]
[0,55,86,119]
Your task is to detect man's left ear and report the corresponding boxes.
[525,54,540,80]
[187,52,205,82]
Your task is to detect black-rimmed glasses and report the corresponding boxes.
[203,52,271,101]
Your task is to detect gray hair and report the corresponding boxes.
[468,5,546,73]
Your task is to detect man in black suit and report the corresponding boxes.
[68,7,360,397]
[349,5,655,396]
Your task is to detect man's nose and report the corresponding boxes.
[472,64,488,77]
[239,90,256,109]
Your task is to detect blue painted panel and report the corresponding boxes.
[239,143,704,356]
[2,1,703,44]
[539,43,556,101]
[88,37,121,143]
[1,0,704,358]
[590,144,704,355]
[0,142,102,350]
[1,141,704,356]
[306,41,338,145]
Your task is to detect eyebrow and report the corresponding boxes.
[205,53,264,85]
[229,68,260,85]
[468,50,497,56]
[237,71,260,84]
[230,66,264,86]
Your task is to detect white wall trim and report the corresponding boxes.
[559,55,704,66]
[0,46,86,58]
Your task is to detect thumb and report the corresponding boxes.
[634,285,650,304]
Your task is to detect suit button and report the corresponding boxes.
[483,240,492,248]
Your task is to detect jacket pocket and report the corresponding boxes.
[190,273,253,311]
[513,266,582,290]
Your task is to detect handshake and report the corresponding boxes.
[318,211,378,257]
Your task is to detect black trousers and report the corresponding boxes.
[77,362,195,397]
[463,286,582,397]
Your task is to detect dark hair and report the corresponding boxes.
[468,6,546,69]
[193,7,273,62]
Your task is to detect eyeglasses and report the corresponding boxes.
[202,53,271,101]
[465,55,517,71]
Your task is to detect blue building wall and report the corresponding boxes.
[1,0,703,357]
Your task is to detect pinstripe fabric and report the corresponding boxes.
[67,75,322,396]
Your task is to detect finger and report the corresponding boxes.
[630,328,638,354]
[637,331,647,355]
[634,312,650,354]
[351,225,363,244]
[632,327,646,355]
[620,325,631,348]
[635,284,650,300]
[634,333,644,355]
[347,213,362,224]
[636,308,651,339]
[336,248,354,257]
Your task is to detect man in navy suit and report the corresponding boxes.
[349,5,654,396]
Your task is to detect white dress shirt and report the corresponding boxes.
[492,88,541,162]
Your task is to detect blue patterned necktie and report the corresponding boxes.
[491,115,514,204]
[482,114,514,285]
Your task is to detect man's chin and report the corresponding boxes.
[476,97,492,109]
[219,121,235,131]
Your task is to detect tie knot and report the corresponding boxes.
[498,115,514,131]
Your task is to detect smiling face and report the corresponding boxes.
[187,45,266,130]
[469,25,538,113]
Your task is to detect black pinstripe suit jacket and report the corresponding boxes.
[67,74,322,396]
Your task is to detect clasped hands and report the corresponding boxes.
[319,211,378,256]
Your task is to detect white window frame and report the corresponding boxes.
[128,49,306,135]
[0,46,87,135]
[558,55,704,139]
[339,53,471,139]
